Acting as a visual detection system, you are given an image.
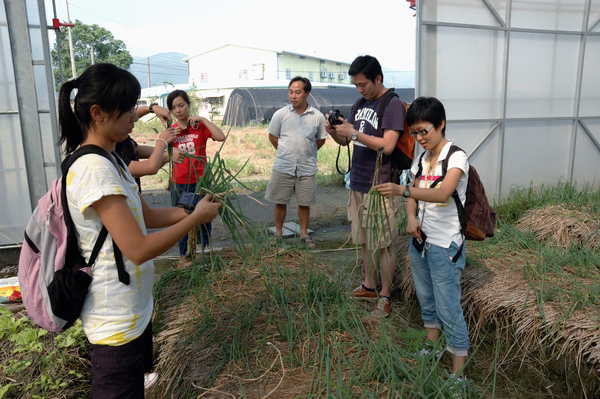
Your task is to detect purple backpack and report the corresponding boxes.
[18,145,129,332]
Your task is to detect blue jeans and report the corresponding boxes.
[170,183,212,256]
[409,240,469,356]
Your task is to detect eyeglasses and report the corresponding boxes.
[409,124,434,138]
[129,104,139,116]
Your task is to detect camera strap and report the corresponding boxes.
[336,137,352,175]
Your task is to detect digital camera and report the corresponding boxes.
[328,109,344,126]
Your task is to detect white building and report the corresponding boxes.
[182,44,354,121]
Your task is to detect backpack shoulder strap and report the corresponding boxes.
[377,88,399,124]
[61,145,130,285]
[413,151,427,184]
[61,144,117,175]
[351,97,367,120]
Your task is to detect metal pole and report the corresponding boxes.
[50,0,64,85]
[65,0,76,78]
[5,0,48,208]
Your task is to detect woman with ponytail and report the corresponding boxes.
[58,63,221,398]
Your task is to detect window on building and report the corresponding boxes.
[239,70,248,80]
[285,69,291,79]
[200,73,209,82]
[308,72,313,81]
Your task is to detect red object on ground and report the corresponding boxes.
[9,290,22,303]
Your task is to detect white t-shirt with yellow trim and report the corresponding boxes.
[66,153,153,346]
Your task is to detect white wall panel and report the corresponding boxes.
[572,120,600,186]
[506,32,580,118]
[422,0,500,26]
[502,120,572,194]
[511,0,586,31]
[420,25,504,120]
[580,36,600,117]
[417,1,600,201]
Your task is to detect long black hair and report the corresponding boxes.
[58,63,141,154]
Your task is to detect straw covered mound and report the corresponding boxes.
[516,205,598,249]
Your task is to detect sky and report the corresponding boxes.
[44,0,417,72]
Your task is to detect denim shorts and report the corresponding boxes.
[409,240,469,356]
[90,322,153,398]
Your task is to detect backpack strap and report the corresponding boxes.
[377,88,399,124]
[61,145,130,286]
[413,145,467,263]
[351,88,399,127]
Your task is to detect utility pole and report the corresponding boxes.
[90,45,95,64]
[147,57,151,88]
[65,0,76,78]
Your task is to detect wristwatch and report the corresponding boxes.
[149,103,158,113]
[350,130,358,141]
[402,186,411,198]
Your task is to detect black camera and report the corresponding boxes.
[177,191,203,212]
[328,109,344,126]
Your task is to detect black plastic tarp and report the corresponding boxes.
[222,87,415,126]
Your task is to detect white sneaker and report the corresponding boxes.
[144,372,158,390]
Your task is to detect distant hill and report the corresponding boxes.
[129,52,188,89]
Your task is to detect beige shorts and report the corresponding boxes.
[348,189,399,250]
[265,169,316,206]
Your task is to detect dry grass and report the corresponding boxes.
[150,249,403,398]
[516,205,599,249]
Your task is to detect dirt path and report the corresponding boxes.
[143,184,352,257]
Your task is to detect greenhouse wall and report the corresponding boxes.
[416,0,600,200]
[0,0,59,247]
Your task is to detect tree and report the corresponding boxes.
[51,20,133,89]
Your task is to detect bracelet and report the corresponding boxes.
[156,138,169,147]
[149,103,157,113]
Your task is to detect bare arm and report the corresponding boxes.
[189,116,225,142]
[136,104,172,126]
[126,128,175,178]
[268,133,278,150]
[92,194,221,265]
[316,138,326,150]
[405,197,422,240]
[136,145,155,160]
[375,167,464,204]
